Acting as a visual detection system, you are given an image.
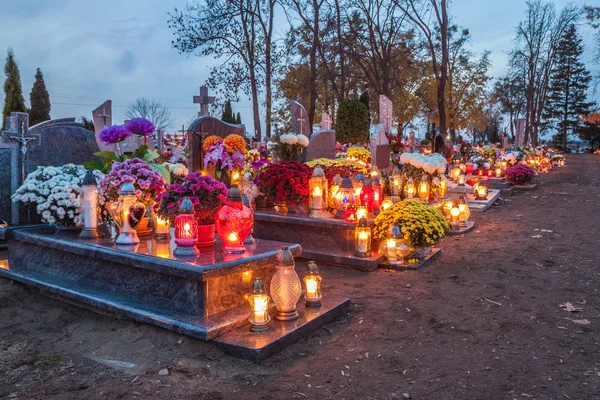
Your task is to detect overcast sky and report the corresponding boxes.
[0,0,598,136]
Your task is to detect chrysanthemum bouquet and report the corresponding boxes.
[346,146,371,164]
[12,164,103,227]
[255,161,312,205]
[203,134,246,180]
[373,200,449,247]
[272,132,309,162]
[505,163,536,185]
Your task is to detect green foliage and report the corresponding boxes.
[336,100,369,144]
[221,99,234,123]
[29,68,51,126]
[235,112,242,124]
[359,91,370,124]
[88,145,161,174]
[543,25,593,150]
[79,116,94,131]
[578,121,600,150]
[2,49,27,129]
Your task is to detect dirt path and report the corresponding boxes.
[1,154,599,400]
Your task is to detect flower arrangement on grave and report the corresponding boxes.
[335,142,347,155]
[505,163,536,186]
[255,161,312,206]
[550,154,565,165]
[386,133,404,154]
[154,172,227,225]
[272,132,309,162]
[373,199,449,249]
[12,164,103,228]
[98,158,165,223]
[398,153,447,201]
[203,134,246,183]
[501,151,521,167]
[346,146,371,165]
[161,162,189,185]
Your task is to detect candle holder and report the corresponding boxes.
[355,217,372,258]
[79,170,102,239]
[215,185,254,254]
[248,277,271,332]
[391,168,402,197]
[372,176,382,213]
[380,223,410,265]
[303,261,322,308]
[333,176,356,219]
[309,167,329,219]
[173,197,200,257]
[457,172,466,186]
[418,175,430,202]
[381,197,394,211]
[439,174,448,198]
[360,178,375,217]
[458,195,470,226]
[110,182,145,245]
[403,178,416,199]
[270,246,302,321]
[154,216,171,241]
[450,199,460,231]
[474,182,489,200]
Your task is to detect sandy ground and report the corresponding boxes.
[0,154,599,400]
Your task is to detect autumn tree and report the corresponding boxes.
[28,68,51,126]
[543,24,592,151]
[2,49,27,129]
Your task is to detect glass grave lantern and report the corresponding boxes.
[391,168,403,197]
[303,261,322,308]
[329,175,342,209]
[458,195,470,225]
[356,206,368,221]
[495,166,502,178]
[355,217,372,258]
[403,178,417,199]
[248,277,271,332]
[333,176,356,219]
[380,223,411,265]
[442,199,454,220]
[110,181,145,245]
[369,166,380,180]
[173,197,199,257]
[450,199,460,231]
[418,175,430,202]
[230,168,242,187]
[215,185,254,254]
[154,215,170,240]
[353,173,366,199]
[360,178,375,217]
[450,164,462,181]
[457,172,466,186]
[381,197,394,211]
[372,176,382,212]
[79,170,102,239]
[474,181,489,200]
[309,167,329,219]
[439,174,448,198]
[270,246,302,320]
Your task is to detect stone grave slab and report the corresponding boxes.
[512,183,538,191]
[253,210,383,271]
[447,220,476,236]
[1,228,301,341]
[305,129,336,161]
[464,189,501,212]
[379,248,441,271]
[486,177,512,191]
[447,182,474,196]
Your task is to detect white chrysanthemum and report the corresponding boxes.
[399,152,411,164]
[411,154,425,169]
[297,134,309,147]
[422,162,437,174]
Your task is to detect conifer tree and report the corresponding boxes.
[221,99,234,123]
[235,112,242,124]
[2,49,27,129]
[543,25,592,151]
[29,67,51,126]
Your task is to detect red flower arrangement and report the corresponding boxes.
[386,133,404,155]
[255,161,312,205]
[323,165,359,186]
[154,172,228,225]
[505,164,536,186]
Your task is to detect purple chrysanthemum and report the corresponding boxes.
[99,125,132,145]
[125,118,155,137]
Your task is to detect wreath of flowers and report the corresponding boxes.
[373,200,449,247]
[255,161,312,205]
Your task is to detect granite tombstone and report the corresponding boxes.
[305,113,336,161]
[290,100,311,137]
[369,95,392,169]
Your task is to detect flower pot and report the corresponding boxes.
[274,202,288,214]
[197,224,216,248]
[255,195,274,210]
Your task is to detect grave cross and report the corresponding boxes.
[193,86,216,117]
[9,122,35,181]
[297,116,306,136]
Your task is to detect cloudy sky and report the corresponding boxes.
[0,0,598,136]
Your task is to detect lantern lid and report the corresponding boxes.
[389,223,402,239]
[252,277,266,294]
[312,167,325,177]
[119,181,135,196]
[357,217,368,228]
[406,177,414,183]
[306,260,319,275]
[179,197,194,213]
[227,185,242,201]
[355,174,366,183]
[372,176,380,185]
[82,170,97,186]
[276,246,295,266]
[364,178,372,188]
[420,175,428,181]
[341,176,354,189]
[333,175,343,185]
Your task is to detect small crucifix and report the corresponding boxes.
[10,122,35,181]
[297,115,306,135]
[193,86,216,117]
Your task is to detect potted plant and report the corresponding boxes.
[505,163,536,186]
[12,164,103,230]
[373,199,449,259]
[203,134,246,187]
[271,132,309,162]
[255,161,312,213]
[154,172,228,247]
[98,158,165,234]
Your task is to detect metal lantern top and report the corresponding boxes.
[227,185,243,201]
[306,260,320,276]
[357,216,369,229]
[276,246,295,266]
[82,170,97,186]
[119,181,136,196]
[252,277,267,294]
[341,176,354,189]
[332,175,343,186]
[179,197,194,214]
[312,167,325,178]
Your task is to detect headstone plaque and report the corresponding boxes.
[290,100,311,137]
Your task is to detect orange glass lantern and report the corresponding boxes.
[495,167,502,177]
[457,172,466,186]
[303,261,322,308]
[439,174,448,197]
[404,178,417,199]
[356,206,368,221]
[334,176,356,219]
[174,197,199,257]
[474,182,488,200]
[352,174,366,197]
[451,164,462,181]
[329,175,342,208]
[450,199,460,231]
[309,167,329,218]
[391,168,402,196]
[360,178,375,216]
[418,176,430,202]
[458,195,470,225]
[442,199,453,220]
[379,223,410,265]
[215,185,254,254]
[230,168,242,186]
[355,217,372,258]
[248,277,271,332]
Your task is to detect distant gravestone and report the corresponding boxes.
[0,115,100,225]
[92,100,144,153]
[187,116,246,173]
[370,95,392,169]
[306,129,336,161]
[321,112,332,131]
[290,100,311,137]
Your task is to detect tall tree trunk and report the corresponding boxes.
[335,0,345,101]
[308,0,320,130]
[437,0,449,137]
[264,0,275,138]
